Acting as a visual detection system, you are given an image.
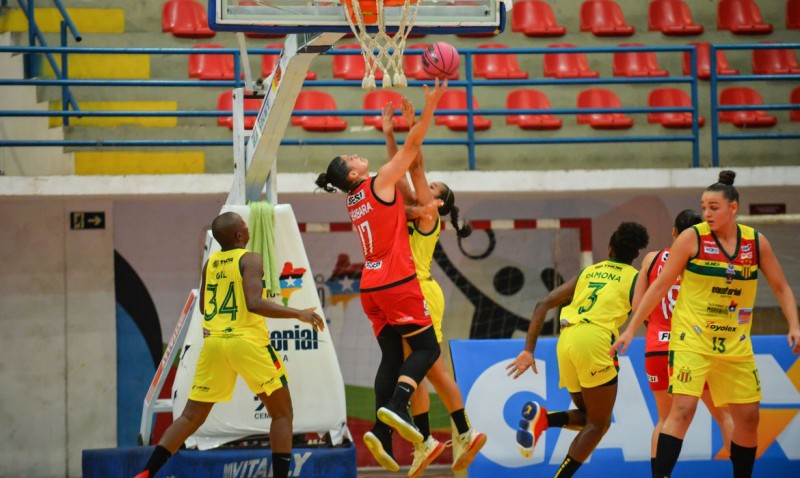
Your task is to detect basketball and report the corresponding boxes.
[421,42,459,79]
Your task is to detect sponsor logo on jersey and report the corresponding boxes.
[728,300,738,312]
[365,260,382,270]
[725,263,736,284]
[741,252,753,260]
[395,316,415,323]
[676,366,692,383]
[704,246,720,255]
[705,321,737,333]
[741,265,753,278]
[706,304,729,316]
[742,244,752,252]
[738,308,752,325]
[712,286,742,296]
[347,190,365,206]
[590,365,612,377]
[647,374,658,383]
[659,331,671,341]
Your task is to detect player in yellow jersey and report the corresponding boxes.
[135,212,324,478]
[507,222,649,478]
[363,101,487,478]
[612,171,800,478]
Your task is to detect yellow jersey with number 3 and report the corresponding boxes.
[203,248,270,342]
[670,222,759,360]
[559,259,639,335]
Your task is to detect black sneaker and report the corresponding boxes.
[377,405,423,444]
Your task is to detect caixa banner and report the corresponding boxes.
[450,336,800,477]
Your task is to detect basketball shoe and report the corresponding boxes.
[132,472,149,478]
[377,404,423,444]
[516,401,548,458]
[451,428,487,472]
[408,435,446,478]
[363,430,400,472]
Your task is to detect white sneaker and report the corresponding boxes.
[408,436,446,478]
[451,429,487,472]
[363,431,400,472]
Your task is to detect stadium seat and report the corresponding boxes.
[647,88,705,128]
[511,0,567,37]
[717,0,773,34]
[648,0,704,36]
[217,91,263,130]
[580,0,635,37]
[752,44,800,75]
[261,44,317,80]
[404,44,459,80]
[505,89,563,130]
[543,43,600,79]
[613,43,669,77]
[363,90,411,131]
[162,0,216,38]
[435,90,492,131]
[473,44,529,79]
[292,91,348,132]
[188,44,237,80]
[683,42,739,80]
[577,88,634,129]
[789,0,800,30]
[332,44,384,81]
[790,87,800,121]
[718,87,777,127]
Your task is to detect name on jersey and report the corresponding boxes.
[349,202,374,221]
[585,270,622,282]
[347,190,365,207]
[270,325,319,352]
[711,286,742,296]
[705,321,737,333]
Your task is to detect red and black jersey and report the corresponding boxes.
[645,248,679,354]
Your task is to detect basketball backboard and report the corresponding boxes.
[210,0,507,35]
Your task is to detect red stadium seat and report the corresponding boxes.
[435,90,492,131]
[261,44,317,80]
[613,43,669,77]
[162,0,216,38]
[511,0,567,37]
[363,90,410,131]
[647,88,705,128]
[717,0,773,35]
[718,87,777,127]
[789,0,800,30]
[404,44,459,80]
[217,91,262,130]
[580,0,635,37]
[648,0,704,36]
[752,44,800,75]
[683,42,739,80]
[543,43,600,79]
[292,91,348,132]
[577,88,634,129]
[188,44,237,80]
[790,87,800,121]
[473,44,529,79]
[332,43,383,81]
[505,89,563,130]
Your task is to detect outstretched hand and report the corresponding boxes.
[381,101,395,134]
[423,77,448,108]
[297,307,325,332]
[789,327,800,354]
[401,97,416,128]
[506,350,537,379]
[406,199,443,221]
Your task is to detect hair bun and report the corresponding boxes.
[718,170,736,186]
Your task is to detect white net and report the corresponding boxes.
[343,0,421,90]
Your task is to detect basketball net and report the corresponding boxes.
[342,0,421,90]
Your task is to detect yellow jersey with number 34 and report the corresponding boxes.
[559,259,639,335]
[203,248,270,342]
[670,222,759,360]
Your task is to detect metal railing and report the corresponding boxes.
[709,43,800,167]
[0,44,705,169]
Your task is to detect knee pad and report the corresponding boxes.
[398,327,440,384]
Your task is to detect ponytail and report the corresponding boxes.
[437,182,472,238]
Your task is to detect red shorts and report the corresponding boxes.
[646,353,710,392]
[645,354,670,391]
[361,276,432,337]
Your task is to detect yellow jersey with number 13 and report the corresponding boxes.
[559,259,639,335]
[203,248,270,343]
[670,222,759,360]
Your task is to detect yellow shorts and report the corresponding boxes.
[420,279,444,343]
[668,349,761,406]
[557,323,618,393]
[189,336,288,403]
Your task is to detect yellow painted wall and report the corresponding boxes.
[49,101,178,128]
[42,54,150,79]
[0,8,124,33]
[75,151,205,175]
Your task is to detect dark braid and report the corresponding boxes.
[706,170,739,203]
[437,183,472,238]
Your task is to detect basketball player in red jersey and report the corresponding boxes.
[315,79,448,470]
[635,209,733,475]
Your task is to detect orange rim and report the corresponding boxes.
[343,0,418,25]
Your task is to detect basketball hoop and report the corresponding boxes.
[342,0,421,90]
